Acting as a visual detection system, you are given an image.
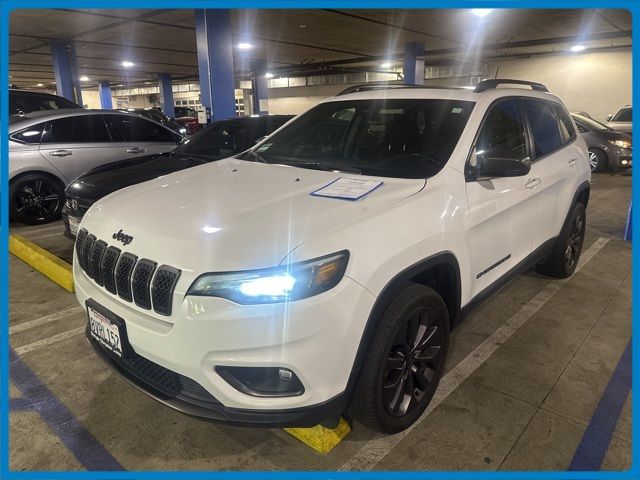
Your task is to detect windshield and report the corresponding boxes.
[573,114,612,131]
[250,99,475,179]
[612,107,632,123]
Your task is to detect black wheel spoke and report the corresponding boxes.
[40,194,61,202]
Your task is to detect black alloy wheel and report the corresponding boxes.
[350,283,449,433]
[383,305,444,417]
[9,174,64,225]
[564,209,585,273]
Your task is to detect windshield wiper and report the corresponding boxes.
[243,149,268,163]
[281,161,362,175]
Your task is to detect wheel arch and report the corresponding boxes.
[9,169,67,190]
[344,252,461,401]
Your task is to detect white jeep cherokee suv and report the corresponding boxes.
[74,79,590,433]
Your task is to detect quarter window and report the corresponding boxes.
[551,104,576,143]
[41,115,111,143]
[523,101,563,158]
[10,123,47,144]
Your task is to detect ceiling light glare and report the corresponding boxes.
[238,42,253,50]
[471,9,493,17]
[122,60,134,68]
[570,45,586,52]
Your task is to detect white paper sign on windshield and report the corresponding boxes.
[311,177,384,201]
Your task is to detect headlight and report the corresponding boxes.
[187,251,349,304]
[610,139,632,149]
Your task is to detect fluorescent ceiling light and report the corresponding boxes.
[471,9,493,17]
[36,83,44,87]
[381,63,391,69]
[570,45,586,52]
[265,72,274,79]
[238,42,253,50]
[122,60,134,68]
[79,75,89,82]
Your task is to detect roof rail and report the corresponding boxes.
[474,79,549,93]
[336,82,467,96]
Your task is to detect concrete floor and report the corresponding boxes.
[8,173,632,471]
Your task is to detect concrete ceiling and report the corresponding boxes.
[9,8,632,89]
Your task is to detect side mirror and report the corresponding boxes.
[254,135,268,145]
[468,149,531,180]
[607,114,613,122]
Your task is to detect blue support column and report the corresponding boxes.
[194,9,237,123]
[51,40,83,105]
[158,73,175,118]
[403,42,425,85]
[98,81,112,109]
[251,61,269,115]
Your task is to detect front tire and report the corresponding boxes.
[349,283,449,434]
[9,173,65,225]
[588,148,607,173]
[535,202,586,278]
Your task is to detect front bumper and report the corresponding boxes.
[609,146,632,170]
[74,257,376,425]
[61,205,85,240]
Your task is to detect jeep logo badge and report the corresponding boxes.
[112,229,133,246]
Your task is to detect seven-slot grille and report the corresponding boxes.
[75,228,181,316]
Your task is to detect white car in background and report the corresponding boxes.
[607,105,632,134]
[9,109,182,224]
[73,79,590,433]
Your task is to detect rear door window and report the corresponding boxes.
[105,114,175,142]
[522,100,563,158]
[551,103,576,143]
[41,115,111,143]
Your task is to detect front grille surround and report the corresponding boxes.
[76,228,181,315]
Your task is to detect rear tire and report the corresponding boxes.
[588,148,607,173]
[9,173,65,225]
[349,283,449,434]
[535,202,586,279]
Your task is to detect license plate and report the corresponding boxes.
[88,303,124,357]
[68,216,80,236]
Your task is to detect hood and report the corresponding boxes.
[596,129,632,142]
[81,158,425,273]
[67,152,203,202]
[607,121,632,134]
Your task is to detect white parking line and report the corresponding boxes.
[13,326,85,356]
[339,237,610,471]
[10,306,84,335]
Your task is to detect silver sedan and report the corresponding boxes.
[9,109,182,224]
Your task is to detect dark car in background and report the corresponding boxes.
[174,106,202,134]
[10,89,82,115]
[121,108,187,136]
[62,114,294,238]
[572,113,632,172]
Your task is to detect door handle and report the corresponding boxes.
[525,178,542,189]
[48,150,73,157]
[126,147,146,154]
[568,158,578,167]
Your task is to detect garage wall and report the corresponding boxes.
[267,83,357,115]
[485,48,631,122]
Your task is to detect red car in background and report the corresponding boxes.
[174,106,202,135]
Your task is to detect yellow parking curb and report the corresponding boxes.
[9,235,75,293]
[284,417,351,454]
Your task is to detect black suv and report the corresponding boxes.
[10,89,82,115]
[63,114,294,239]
